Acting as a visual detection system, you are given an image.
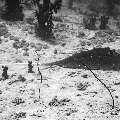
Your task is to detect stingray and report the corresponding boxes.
[43,47,120,71]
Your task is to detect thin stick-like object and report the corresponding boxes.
[81,62,115,109]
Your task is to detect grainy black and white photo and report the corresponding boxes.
[0,0,120,120]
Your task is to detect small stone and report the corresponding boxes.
[4,33,11,38]
[4,39,8,42]
[23,52,29,56]
[0,25,8,36]
[22,46,29,51]
[2,66,8,80]
[21,41,28,48]
[22,26,28,31]
[14,37,20,42]
[28,29,34,34]
[87,42,91,46]
[77,32,85,38]
[43,44,49,49]
[61,43,66,47]
[82,74,88,78]
[21,39,26,43]
[30,42,35,48]
[0,90,2,94]
[54,49,57,54]
[115,96,118,99]
[81,41,86,46]
[18,75,26,82]
[26,42,29,47]
[0,38,2,44]
[16,59,23,63]
[10,35,14,40]
[10,36,19,41]
[35,43,42,51]
[76,94,81,96]
[13,42,21,49]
